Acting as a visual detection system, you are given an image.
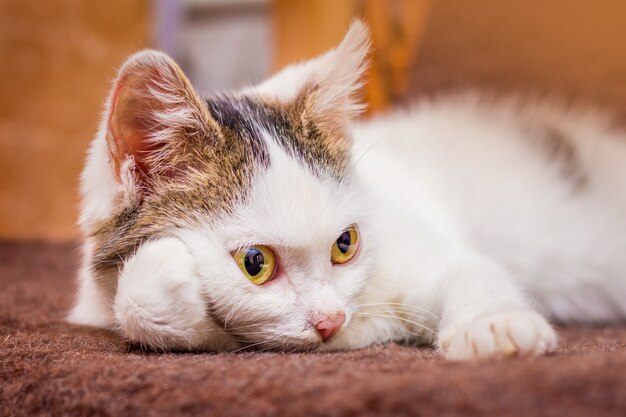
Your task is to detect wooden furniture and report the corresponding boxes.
[272,0,432,113]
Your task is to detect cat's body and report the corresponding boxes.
[69,22,626,359]
[354,95,626,324]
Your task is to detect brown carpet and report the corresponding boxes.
[1,241,626,417]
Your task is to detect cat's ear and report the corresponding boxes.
[254,20,370,127]
[104,50,216,185]
[302,20,371,126]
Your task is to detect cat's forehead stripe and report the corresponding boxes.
[205,96,271,167]
[206,94,349,180]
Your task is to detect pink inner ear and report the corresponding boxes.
[106,73,162,184]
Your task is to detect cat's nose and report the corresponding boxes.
[313,312,346,342]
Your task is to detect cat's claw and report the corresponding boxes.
[437,310,558,360]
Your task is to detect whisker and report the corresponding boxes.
[353,132,390,167]
[354,312,436,335]
[223,321,267,333]
[353,313,427,339]
[228,330,274,338]
[353,302,439,319]
[229,341,267,354]
[356,310,433,325]
[223,297,249,330]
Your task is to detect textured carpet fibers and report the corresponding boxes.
[1,241,626,417]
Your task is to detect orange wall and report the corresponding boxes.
[411,0,626,115]
[0,0,148,240]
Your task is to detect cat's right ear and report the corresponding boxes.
[104,50,218,186]
[252,20,370,129]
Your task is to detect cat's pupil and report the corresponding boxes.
[244,248,265,276]
[337,231,352,254]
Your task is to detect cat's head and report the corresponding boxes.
[90,21,373,351]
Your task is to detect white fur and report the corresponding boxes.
[352,95,626,324]
[70,21,626,360]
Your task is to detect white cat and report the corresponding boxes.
[69,21,626,360]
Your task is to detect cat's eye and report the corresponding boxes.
[233,245,277,285]
[331,224,360,264]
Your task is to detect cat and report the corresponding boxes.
[69,20,626,360]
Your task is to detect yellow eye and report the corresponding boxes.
[331,224,360,264]
[233,245,277,285]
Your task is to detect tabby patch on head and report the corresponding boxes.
[90,20,370,275]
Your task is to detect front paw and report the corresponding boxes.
[114,237,236,351]
[438,310,557,360]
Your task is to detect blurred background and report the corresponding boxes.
[0,0,625,241]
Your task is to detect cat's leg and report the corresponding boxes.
[68,242,115,327]
[433,253,557,360]
[113,236,238,351]
[68,269,115,328]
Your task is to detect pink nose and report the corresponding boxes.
[314,313,346,342]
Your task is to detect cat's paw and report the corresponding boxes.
[114,237,236,351]
[437,310,557,360]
